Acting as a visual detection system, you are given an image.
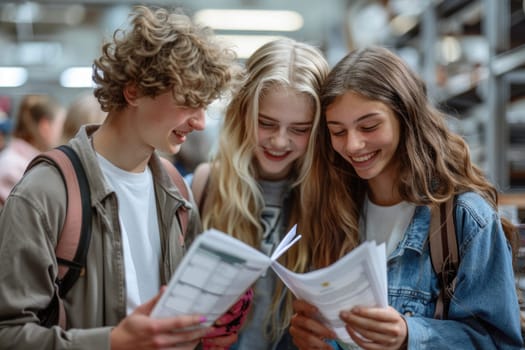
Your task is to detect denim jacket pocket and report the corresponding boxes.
[389,288,435,319]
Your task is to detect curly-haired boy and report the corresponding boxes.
[0,6,239,350]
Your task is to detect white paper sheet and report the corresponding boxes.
[151,225,300,326]
[271,241,387,343]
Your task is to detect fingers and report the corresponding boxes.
[289,313,336,350]
[150,327,208,349]
[345,306,400,323]
[340,307,403,337]
[152,314,209,333]
[111,313,211,350]
[293,299,319,316]
[290,299,338,349]
[340,307,407,350]
[147,318,210,349]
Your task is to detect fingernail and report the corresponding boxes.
[199,316,207,323]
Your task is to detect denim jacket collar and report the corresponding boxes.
[388,205,431,260]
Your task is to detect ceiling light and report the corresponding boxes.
[440,36,462,63]
[389,15,418,36]
[60,67,94,88]
[217,35,283,59]
[0,67,28,87]
[194,9,303,32]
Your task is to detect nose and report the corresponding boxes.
[345,132,365,154]
[188,109,206,131]
[270,128,289,149]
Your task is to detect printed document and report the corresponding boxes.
[271,241,387,343]
[151,224,387,346]
[151,225,301,326]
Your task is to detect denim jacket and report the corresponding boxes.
[386,192,523,349]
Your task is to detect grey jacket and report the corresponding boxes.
[0,125,201,349]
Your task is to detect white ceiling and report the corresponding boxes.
[0,0,350,100]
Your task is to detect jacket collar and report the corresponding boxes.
[392,205,431,256]
[68,124,191,210]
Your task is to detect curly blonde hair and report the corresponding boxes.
[93,6,237,111]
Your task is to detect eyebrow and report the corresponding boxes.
[327,112,380,126]
[258,113,313,126]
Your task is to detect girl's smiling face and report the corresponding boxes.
[254,86,314,181]
[326,91,401,195]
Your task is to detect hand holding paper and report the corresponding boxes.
[151,225,387,346]
[272,241,387,344]
[151,225,301,326]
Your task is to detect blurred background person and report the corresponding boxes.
[0,111,12,152]
[61,92,107,144]
[0,94,65,206]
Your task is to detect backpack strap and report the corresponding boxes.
[26,145,92,328]
[429,197,459,319]
[159,157,189,235]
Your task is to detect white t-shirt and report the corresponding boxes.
[364,197,416,257]
[97,154,161,314]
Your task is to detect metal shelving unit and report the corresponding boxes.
[389,0,525,192]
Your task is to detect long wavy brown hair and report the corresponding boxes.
[303,46,518,269]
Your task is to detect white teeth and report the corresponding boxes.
[352,152,375,162]
[267,149,286,156]
[175,130,186,137]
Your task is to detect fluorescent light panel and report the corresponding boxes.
[194,9,303,32]
[0,67,28,87]
[218,35,283,59]
[60,67,94,88]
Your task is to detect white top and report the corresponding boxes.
[97,154,161,314]
[365,197,416,257]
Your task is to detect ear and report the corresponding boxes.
[38,117,51,137]
[37,117,54,149]
[123,84,140,106]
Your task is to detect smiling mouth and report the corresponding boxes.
[351,151,377,163]
[266,149,288,157]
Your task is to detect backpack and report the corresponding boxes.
[429,197,524,325]
[428,198,458,319]
[25,145,190,328]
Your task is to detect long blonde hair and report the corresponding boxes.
[201,38,329,337]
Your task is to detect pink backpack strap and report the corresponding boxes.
[27,149,83,280]
[159,157,189,235]
[26,145,91,329]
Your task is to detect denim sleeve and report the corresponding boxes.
[405,197,523,349]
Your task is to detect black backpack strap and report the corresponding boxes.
[26,145,91,328]
[429,197,459,319]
